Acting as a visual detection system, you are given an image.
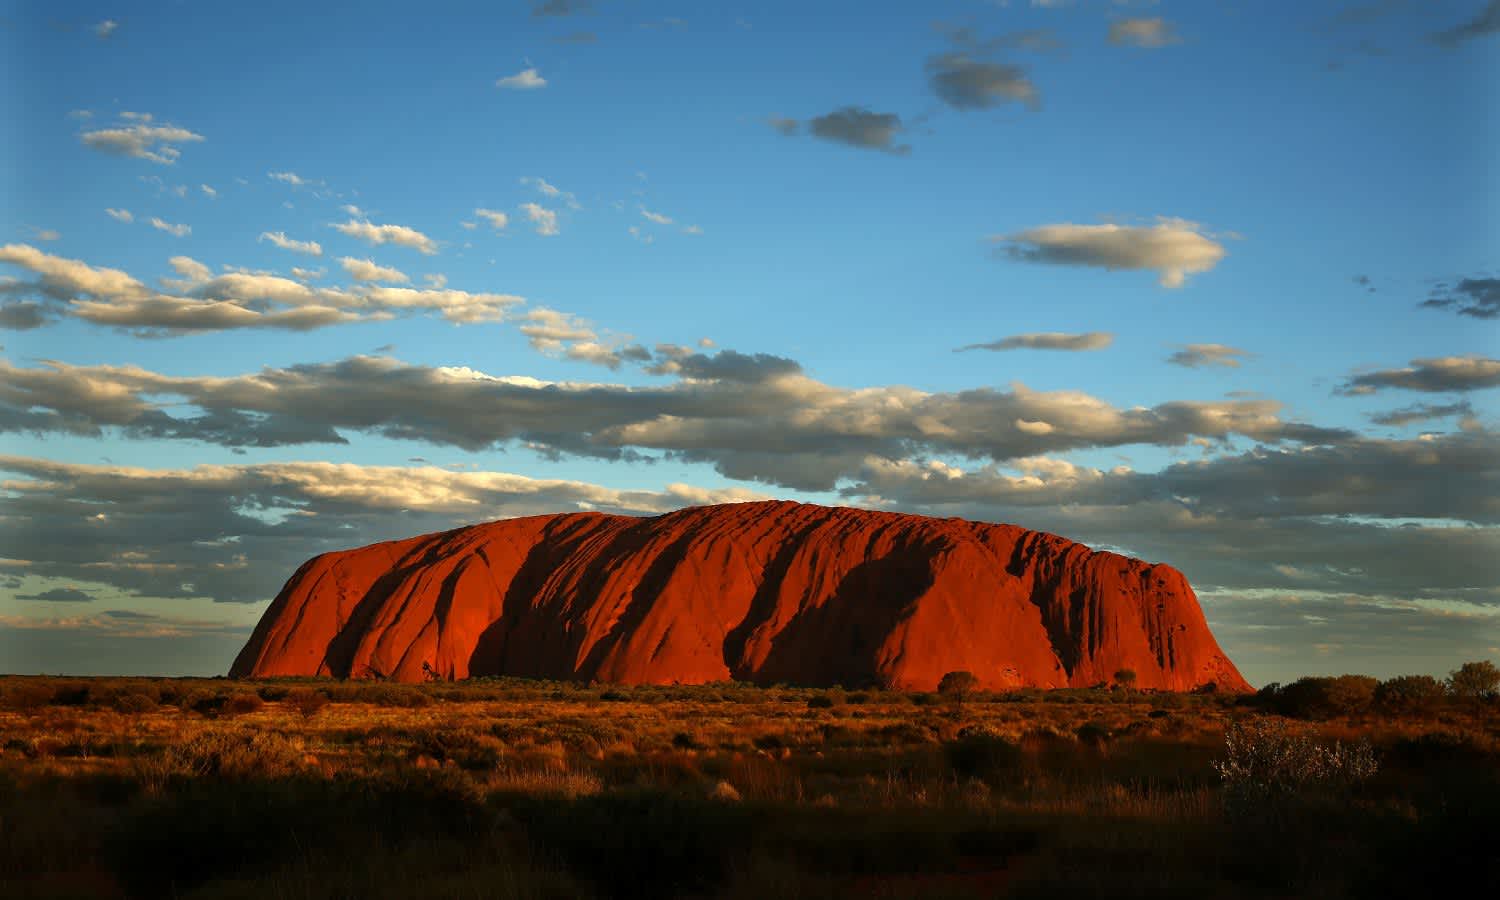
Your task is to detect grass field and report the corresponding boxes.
[1,674,1497,899]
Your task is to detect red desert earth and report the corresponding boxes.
[231,501,1250,692]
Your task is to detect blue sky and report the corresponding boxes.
[1,0,1497,684]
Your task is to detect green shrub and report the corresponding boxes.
[937,671,979,703]
[1266,675,1379,719]
[945,726,1023,782]
[1374,675,1445,715]
[1448,660,1500,700]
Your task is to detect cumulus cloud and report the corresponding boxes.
[0,302,50,330]
[0,353,1355,491]
[518,308,597,351]
[926,53,1039,110]
[1368,401,1474,427]
[339,257,409,283]
[521,203,560,236]
[520,176,580,209]
[105,208,133,223]
[148,217,191,238]
[804,107,910,155]
[0,244,516,334]
[641,208,673,225]
[474,208,509,230]
[1339,356,1500,394]
[268,171,320,187]
[0,243,147,299]
[497,68,548,90]
[94,20,118,38]
[1421,277,1499,319]
[0,454,765,604]
[80,117,204,164]
[994,218,1227,288]
[1431,0,1500,47]
[1167,343,1251,368]
[259,231,323,256]
[332,219,438,255]
[956,332,1113,353]
[1108,17,1183,48]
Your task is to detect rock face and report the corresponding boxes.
[230,501,1250,692]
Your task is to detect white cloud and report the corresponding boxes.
[0,244,517,333]
[94,20,118,38]
[167,256,213,283]
[80,118,204,165]
[474,208,509,230]
[0,454,767,604]
[200,184,217,198]
[957,332,1114,353]
[520,176,580,209]
[1339,356,1500,394]
[259,231,324,256]
[105,209,134,224]
[520,203,560,237]
[0,349,1355,490]
[148,217,191,238]
[641,208,673,225]
[268,171,318,187]
[518,308,596,350]
[290,267,325,281]
[332,219,439,255]
[0,244,148,299]
[339,257,410,283]
[496,68,547,90]
[1168,343,1251,368]
[1108,17,1182,48]
[995,218,1227,288]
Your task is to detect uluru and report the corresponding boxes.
[230,501,1250,692]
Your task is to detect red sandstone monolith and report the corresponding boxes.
[230,501,1250,691]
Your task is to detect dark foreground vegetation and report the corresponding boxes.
[2,666,1498,899]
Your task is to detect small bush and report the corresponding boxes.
[167,728,307,780]
[1374,675,1445,715]
[1075,721,1111,748]
[287,687,330,719]
[112,692,158,714]
[1,682,55,711]
[1213,717,1377,805]
[806,694,835,709]
[222,693,265,716]
[937,671,980,703]
[945,726,1023,782]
